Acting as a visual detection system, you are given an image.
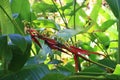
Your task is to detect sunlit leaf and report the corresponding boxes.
[11,0,30,20]
[33,19,60,30]
[90,0,102,21]
[99,19,116,32]
[11,0,31,34]
[32,1,56,13]
[0,0,14,34]
[113,64,120,75]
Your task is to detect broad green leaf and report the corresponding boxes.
[0,0,14,34]
[90,0,102,21]
[9,34,27,53]
[98,58,117,69]
[11,0,31,34]
[41,73,66,80]
[2,64,50,80]
[60,2,73,11]
[68,5,86,28]
[32,1,56,13]
[99,8,111,20]
[82,65,105,73]
[11,0,30,20]
[65,75,105,80]
[52,66,72,76]
[0,35,12,69]
[113,64,120,75]
[99,19,116,31]
[78,9,87,19]
[8,35,31,71]
[105,74,120,80]
[48,59,63,64]
[33,19,60,30]
[56,29,79,40]
[106,0,120,19]
[8,45,27,71]
[25,56,42,66]
[96,32,110,50]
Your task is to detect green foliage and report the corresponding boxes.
[33,19,60,30]
[0,34,31,72]
[32,1,57,13]
[106,0,120,19]
[0,0,14,34]
[90,0,102,21]
[10,0,31,34]
[41,73,66,80]
[0,0,120,80]
[113,64,120,75]
[1,64,50,80]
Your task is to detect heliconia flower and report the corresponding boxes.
[68,46,106,57]
[27,28,106,72]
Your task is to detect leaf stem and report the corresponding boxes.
[73,0,77,42]
[117,21,120,64]
[67,75,106,80]
[51,0,69,28]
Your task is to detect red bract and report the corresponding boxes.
[27,28,105,72]
[69,46,89,55]
[68,46,105,57]
[74,54,80,72]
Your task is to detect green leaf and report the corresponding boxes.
[0,0,14,34]
[11,0,30,20]
[8,45,27,71]
[0,35,12,69]
[90,0,102,21]
[98,58,117,69]
[9,34,27,53]
[8,35,31,71]
[82,65,105,73]
[33,19,60,30]
[99,19,116,32]
[106,0,120,19]
[53,66,72,76]
[113,64,120,75]
[57,29,79,40]
[32,1,56,13]
[100,20,116,31]
[41,73,66,80]
[96,32,110,49]
[2,64,50,80]
[60,2,73,11]
[105,74,120,80]
[11,0,31,34]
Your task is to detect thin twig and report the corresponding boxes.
[51,0,69,28]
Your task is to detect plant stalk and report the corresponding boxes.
[51,0,69,28]
[117,21,120,64]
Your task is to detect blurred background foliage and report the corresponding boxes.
[0,0,120,80]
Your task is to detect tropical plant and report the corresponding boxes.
[0,0,120,80]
